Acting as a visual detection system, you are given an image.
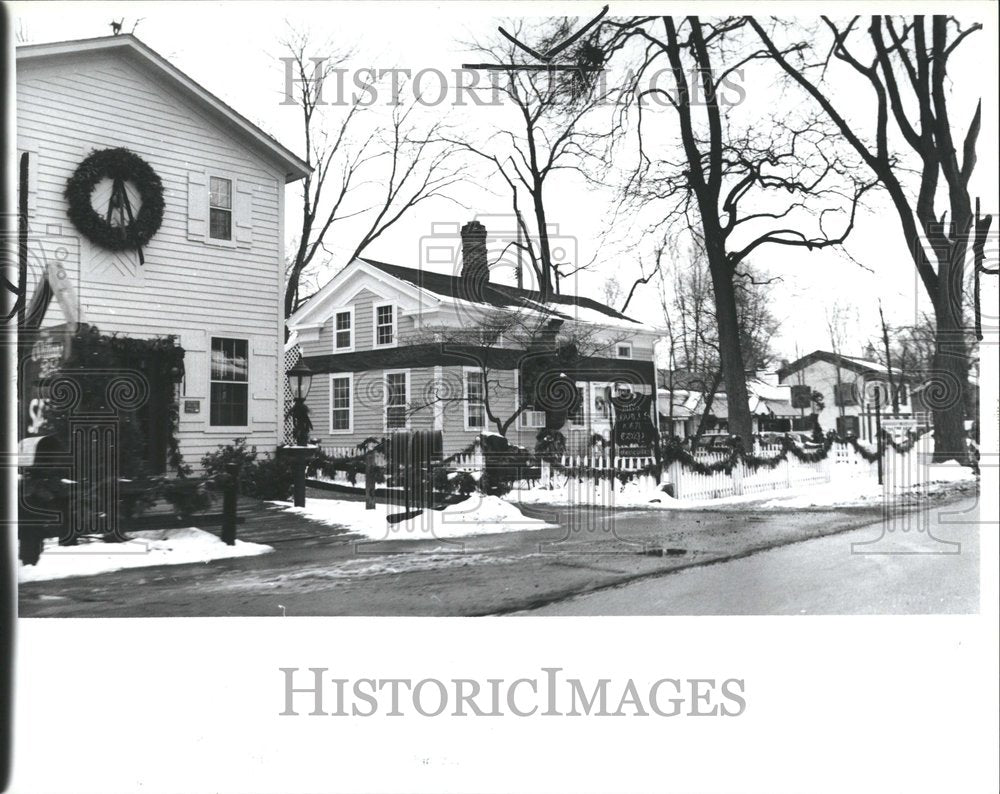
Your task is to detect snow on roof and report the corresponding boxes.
[778,350,906,381]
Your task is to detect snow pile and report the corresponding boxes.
[18,527,272,583]
[507,458,977,512]
[276,495,557,541]
[511,480,672,509]
[920,460,979,483]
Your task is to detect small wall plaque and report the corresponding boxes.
[184,400,201,414]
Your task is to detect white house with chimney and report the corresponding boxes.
[16,35,310,471]
[288,220,663,457]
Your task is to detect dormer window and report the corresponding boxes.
[209,176,233,240]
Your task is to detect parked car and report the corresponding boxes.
[692,433,738,453]
[757,431,816,448]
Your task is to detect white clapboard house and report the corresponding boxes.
[16,34,309,471]
[777,350,918,440]
[288,220,663,457]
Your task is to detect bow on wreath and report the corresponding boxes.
[105,176,144,264]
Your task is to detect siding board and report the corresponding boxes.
[17,50,290,471]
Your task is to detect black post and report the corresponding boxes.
[875,388,883,486]
[365,450,376,510]
[293,457,306,508]
[222,462,238,545]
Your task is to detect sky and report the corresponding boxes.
[11,0,999,366]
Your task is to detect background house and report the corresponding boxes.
[777,350,920,441]
[657,370,797,438]
[16,35,309,471]
[288,221,662,457]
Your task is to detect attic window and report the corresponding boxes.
[374,303,396,347]
[334,309,353,351]
[209,176,232,240]
[617,342,633,359]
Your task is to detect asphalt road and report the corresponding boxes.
[18,489,979,617]
[522,496,981,615]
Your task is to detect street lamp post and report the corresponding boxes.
[284,359,316,508]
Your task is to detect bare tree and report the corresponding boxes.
[282,29,465,321]
[597,16,873,446]
[825,299,855,420]
[749,14,990,460]
[451,18,620,300]
[878,302,900,416]
[659,247,780,439]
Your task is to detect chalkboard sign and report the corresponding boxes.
[609,383,657,457]
[20,326,70,438]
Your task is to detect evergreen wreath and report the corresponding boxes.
[65,148,164,257]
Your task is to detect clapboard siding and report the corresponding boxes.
[17,49,289,471]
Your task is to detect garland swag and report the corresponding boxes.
[65,148,164,262]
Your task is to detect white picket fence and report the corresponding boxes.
[320,445,356,459]
[667,445,830,500]
[316,434,938,502]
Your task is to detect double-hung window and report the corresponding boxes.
[385,370,409,430]
[374,304,395,347]
[334,309,353,351]
[329,374,353,433]
[465,369,486,431]
[210,337,248,426]
[209,177,233,241]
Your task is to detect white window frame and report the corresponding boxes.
[519,409,547,430]
[208,174,235,243]
[616,341,633,359]
[332,307,355,353]
[593,381,611,421]
[463,366,487,432]
[328,373,354,434]
[513,367,547,430]
[373,302,398,348]
[208,335,250,428]
[383,368,410,431]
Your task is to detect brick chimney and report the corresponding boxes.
[460,221,488,285]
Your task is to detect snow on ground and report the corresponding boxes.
[275,494,557,541]
[508,462,978,512]
[18,527,272,583]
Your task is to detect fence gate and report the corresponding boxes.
[384,430,442,517]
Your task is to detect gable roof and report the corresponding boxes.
[16,35,311,183]
[359,257,645,328]
[778,350,903,381]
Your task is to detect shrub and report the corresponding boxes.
[160,477,213,519]
[251,453,296,501]
[201,438,296,501]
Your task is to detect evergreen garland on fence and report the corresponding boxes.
[307,426,943,491]
[658,428,934,478]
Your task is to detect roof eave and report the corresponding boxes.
[17,35,311,183]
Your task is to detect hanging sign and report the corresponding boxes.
[609,383,656,457]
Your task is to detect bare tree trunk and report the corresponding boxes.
[705,238,753,445]
[931,294,970,460]
[879,303,899,416]
[694,369,723,440]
